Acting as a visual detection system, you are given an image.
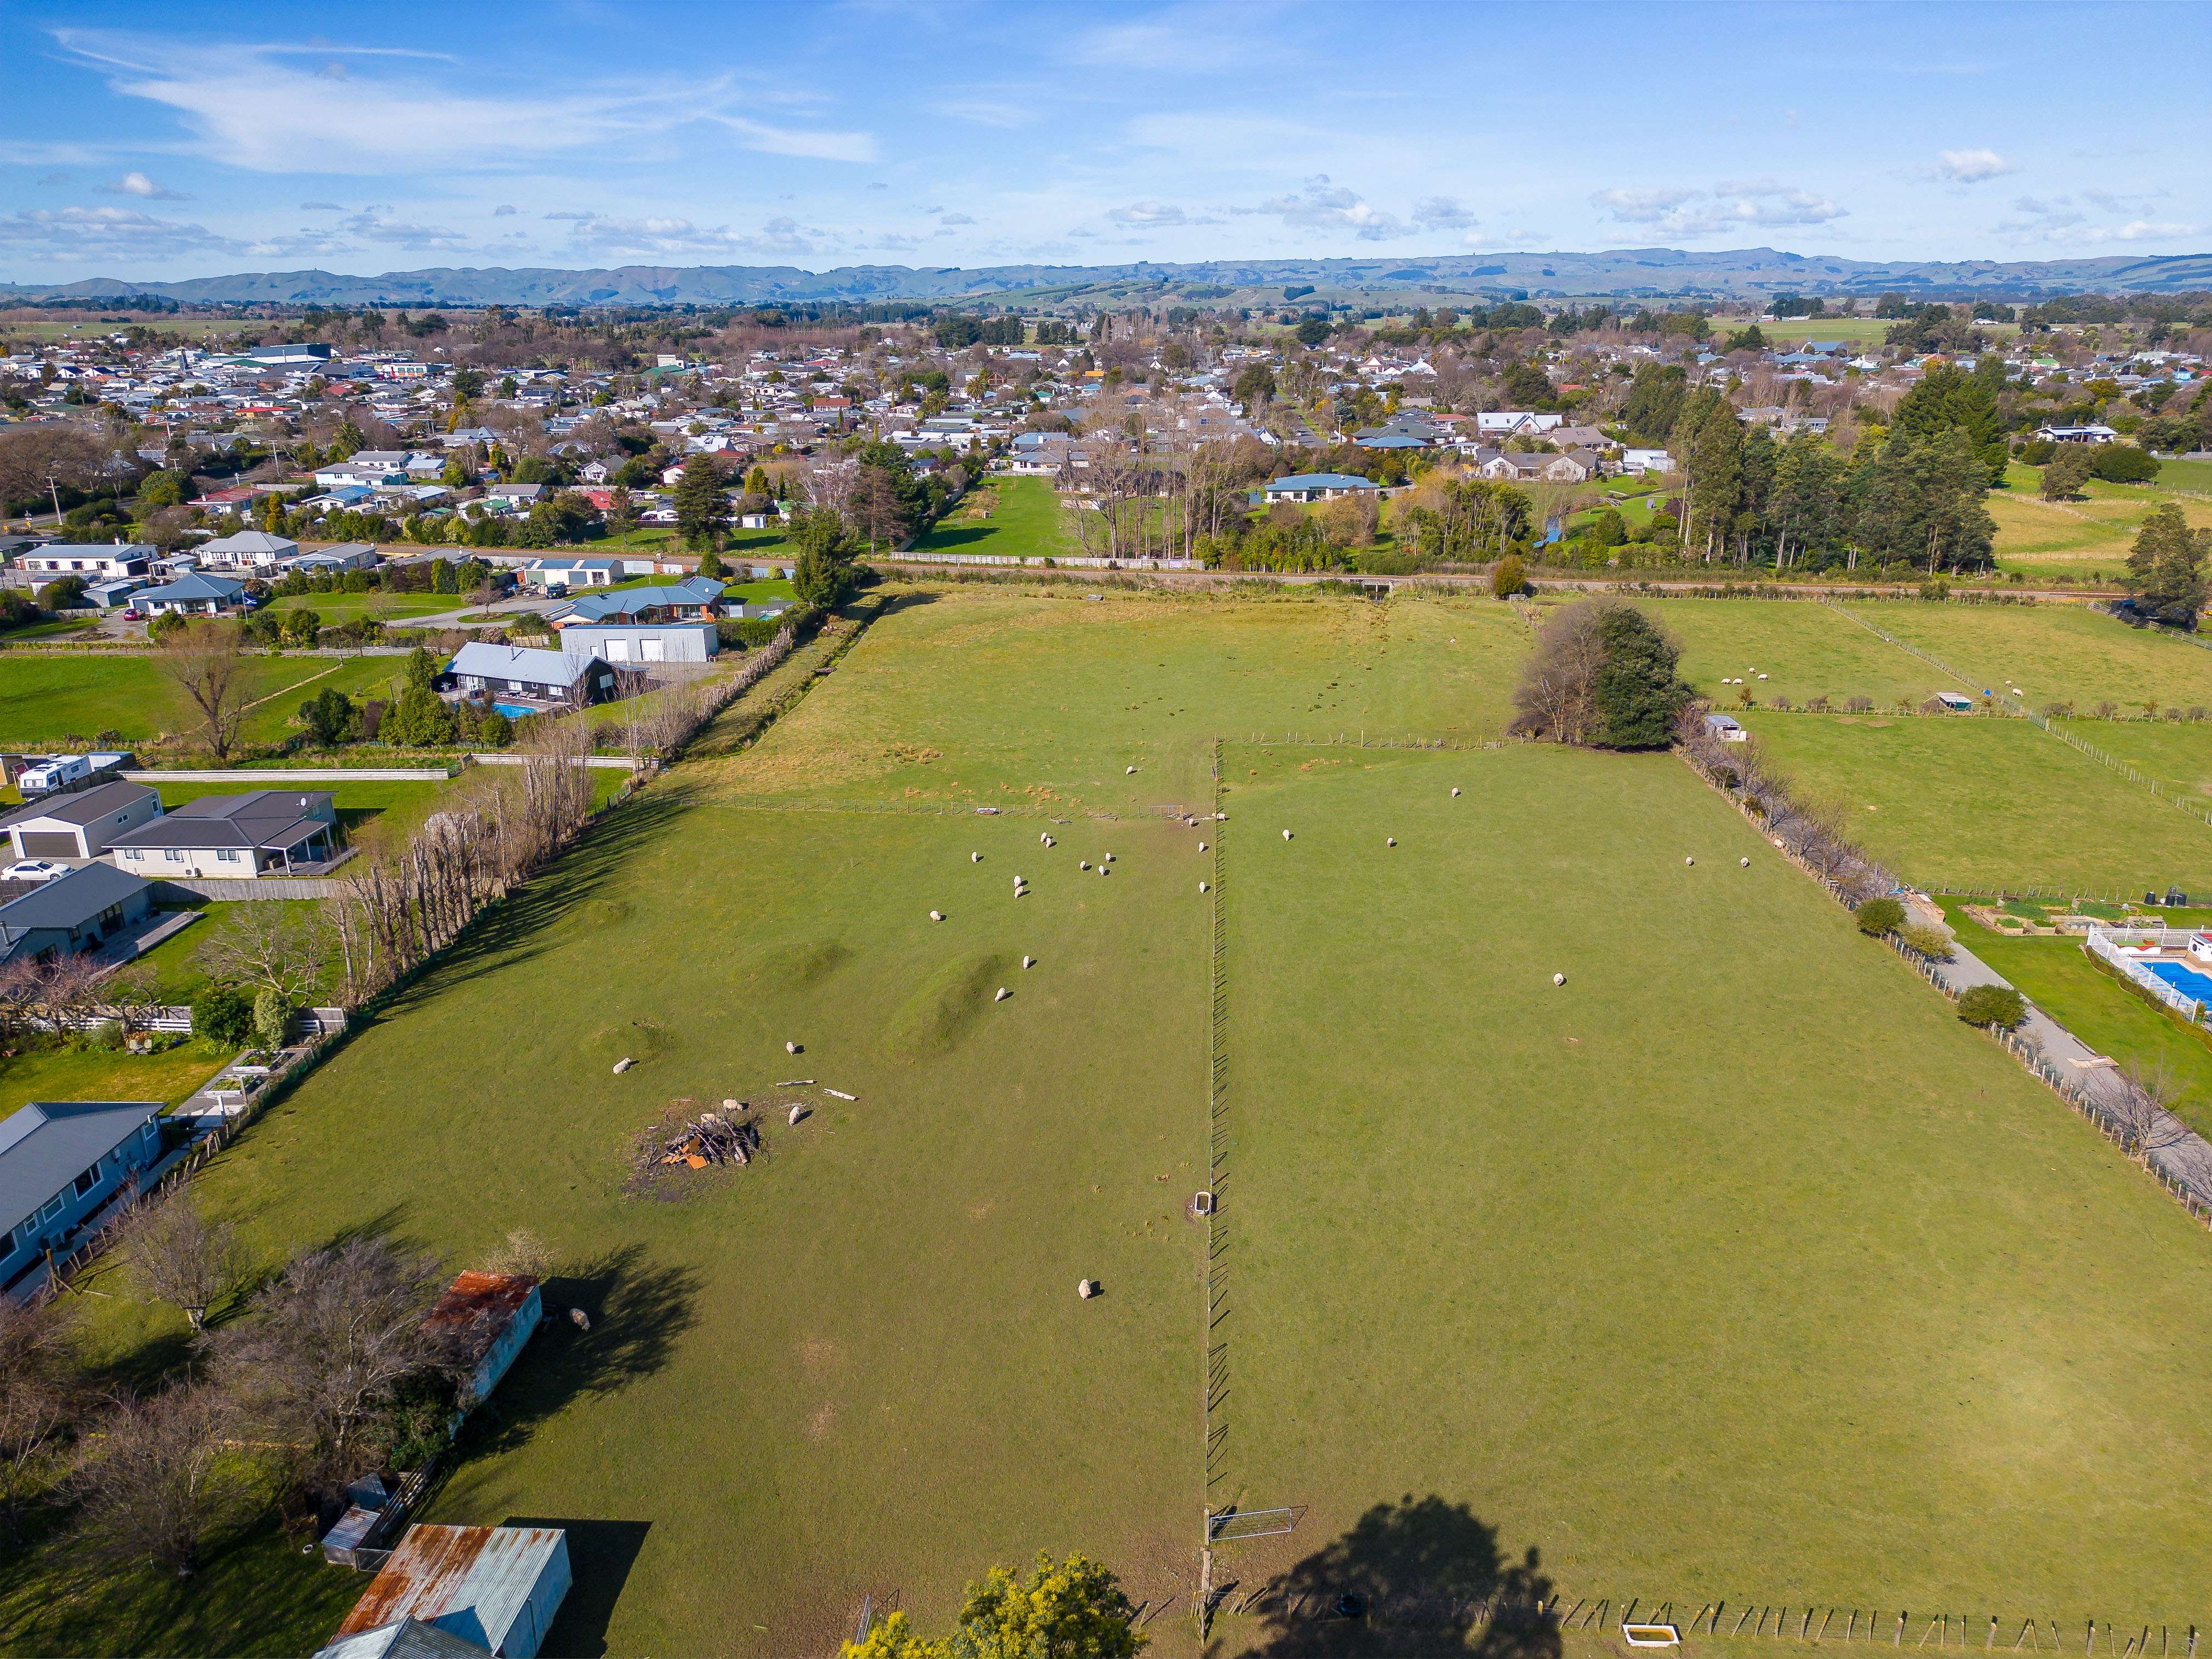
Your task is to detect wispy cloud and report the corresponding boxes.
[1412,195,1476,230]
[1593,179,1845,238]
[0,205,241,262]
[1238,176,1404,242]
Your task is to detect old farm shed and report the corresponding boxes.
[425,1271,543,1406]
[318,1525,572,1659]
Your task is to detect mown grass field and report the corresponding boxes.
[1739,712,2212,896]
[0,1038,230,1123]
[1211,741,2212,1636]
[0,652,409,748]
[263,592,464,624]
[16,589,2212,1657]
[1639,597,1951,708]
[1991,463,2212,578]
[910,476,1073,561]
[2054,716,2212,799]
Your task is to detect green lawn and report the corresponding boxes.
[0,653,409,748]
[1739,711,2212,897]
[149,777,453,840]
[1209,741,2212,1637]
[2053,715,2212,800]
[264,592,466,624]
[0,1038,230,1121]
[909,477,1073,561]
[1939,904,2212,1140]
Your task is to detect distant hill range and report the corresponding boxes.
[4,246,2210,308]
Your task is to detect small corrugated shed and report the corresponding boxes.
[423,1271,541,1404]
[313,1614,491,1659]
[332,1525,571,1659]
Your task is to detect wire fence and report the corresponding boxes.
[1200,737,1231,1628]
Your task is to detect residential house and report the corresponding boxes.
[446,643,617,711]
[2036,423,2119,444]
[558,621,718,664]
[0,781,162,865]
[1475,411,1566,438]
[520,557,619,591]
[1351,415,1439,451]
[197,529,298,570]
[1546,425,1615,452]
[0,862,154,963]
[15,545,153,584]
[317,1526,572,1659]
[1262,472,1381,504]
[484,481,548,507]
[553,578,723,627]
[109,791,339,879]
[1621,447,1675,473]
[285,542,379,576]
[133,571,247,616]
[0,1100,166,1289]
[1475,449,1599,484]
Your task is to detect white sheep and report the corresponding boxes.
[1103,852,1114,862]
[1386,837,1397,848]
[995,987,1010,1001]
[1023,955,1035,968]
[786,1040,801,1055]
[1282,829,1293,842]
[1126,765,1137,774]
[1685,856,1695,866]
[1552,973,1566,987]
[1199,880,1209,893]
[1740,856,1750,867]
[1040,832,1051,845]
[788,1105,809,1126]
[972,851,982,863]
[1078,1279,1097,1300]
[930,910,944,922]
[1079,860,1091,870]
[1451,787,1461,798]
[1197,842,1208,853]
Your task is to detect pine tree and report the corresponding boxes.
[2125,502,2211,628]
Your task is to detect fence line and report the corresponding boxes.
[1200,736,1230,1633]
[1677,747,2212,1231]
[1207,1587,2200,1652]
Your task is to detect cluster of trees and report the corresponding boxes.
[2122,502,2211,629]
[1511,599,1693,749]
[844,1552,1145,1659]
[933,313,1026,349]
[1395,476,1535,564]
[0,1191,502,1577]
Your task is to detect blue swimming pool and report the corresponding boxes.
[2141,959,2212,1006]
[492,702,536,718]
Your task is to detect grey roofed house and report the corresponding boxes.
[447,642,614,706]
[0,780,162,863]
[0,1100,166,1282]
[0,861,154,963]
[197,529,299,566]
[134,571,247,615]
[109,790,338,879]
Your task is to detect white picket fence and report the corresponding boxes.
[2085,928,2210,1025]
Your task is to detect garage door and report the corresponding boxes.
[18,832,78,859]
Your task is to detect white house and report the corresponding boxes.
[1476,411,1566,437]
[133,571,247,616]
[1621,448,1675,473]
[2035,423,2119,445]
[109,791,338,879]
[15,545,153,582]
[559,621,720,664]
[197,530,299,569]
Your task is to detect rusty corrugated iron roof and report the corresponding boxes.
[422,1271,539,1370]
[336,1523,565,1641]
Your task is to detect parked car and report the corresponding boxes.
[2,860,71,884]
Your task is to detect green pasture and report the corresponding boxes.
[909,477,1073,562]
[2053,716,2212,800]
[0,653,407,748]
[0,1038,229,1123]
[1843,601,2212,712]
[1939,904,2212,1140]
[1639,597,1950,707]
[1210,741,2212,1635]
[699,585,1532,811]
[1991,463,2212,575]
[1739,712,2212,896]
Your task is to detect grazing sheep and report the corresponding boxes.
[613,1057,634,1074]
[788,1105,809,1126]
[1127,765,1137,774]
[930,910,944,921]
[1023,955,1035,968]
[1041,832,1052,845]
[1386,837,1396,848]
[1685,856,1695,866]
[786,1040,802,1055]
[1552,973,1566,987]
[1740,856,1751,867]
[972,851,982,863]
[1103,853,1113,862]
[995,987,1010,1001]
[1078,1279,1097,1300]
[1199,881,1209,893]
[1080,860,1091,870]
[1282,829,1293,841]
[1451,787,1461,798]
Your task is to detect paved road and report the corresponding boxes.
[1906,896,2212,1201]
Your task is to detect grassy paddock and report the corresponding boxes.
[1845,601,2212,711]
[1637,597,1950,708]
[1212,741,2212,1623]
[0,653,406,748]
[1738,712,2212,896]
[699,585,1532,811]
[910,476,1074,562]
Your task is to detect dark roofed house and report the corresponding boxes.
[447,643,615,713]
[0,862,153,965]
[134,571,247,616]
[1261,472,1381,504]
[0,781,161,865]
[0,1100,165,1288]
[109,790,337,881]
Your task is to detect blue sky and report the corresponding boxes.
[2,0,2207,281]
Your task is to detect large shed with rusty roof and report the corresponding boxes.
[320,1524,571,1659]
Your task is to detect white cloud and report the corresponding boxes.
[1412,195,1476,230]
[930,98,1037,130]
[940,211,976,226]
[1925,147,2014,183]
[101,170,189,200]
[493,203,518,217]
[299,200,343,212]
[708,115,877,164]
[1593,180,1844,238]
[0,205,241,262]
[1239,180,1404,242]
[552,211,835,258]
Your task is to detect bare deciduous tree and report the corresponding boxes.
[0,425,106,520]
[193,905,331,1005]
[118,1187,248,1333]
[156,620,251,759]
[478,1229,554,1279]
[204,1238,457,1486]
[0,1296,83,1535]
[68,1385,243,1577]
[2110,1058,2194,1168]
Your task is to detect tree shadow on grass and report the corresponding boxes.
[496,1517,650,1659]
[457,1243,701,1461]
[367,787,693,1018]
[1224,1495,1558,1659]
